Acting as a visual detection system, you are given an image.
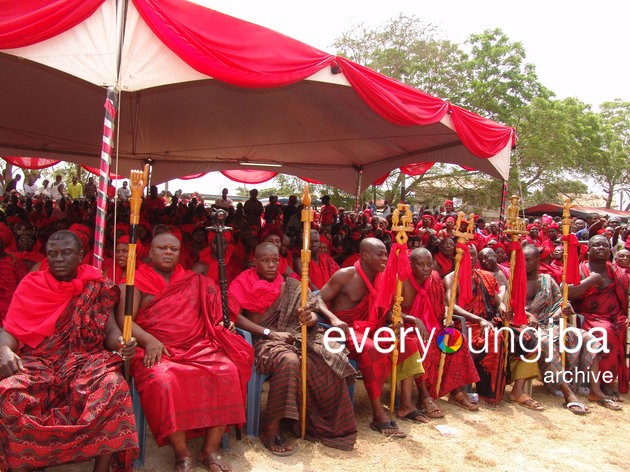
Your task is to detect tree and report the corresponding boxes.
[510,97,601,200]
[333,14,465,100]
[577,100,630,208]
[457,29,552,124]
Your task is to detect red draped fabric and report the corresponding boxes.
[82,165,123,179]
[133,0,334,88]
[221,169,277,184]
[0,0,104,49]
[1,156,60,170]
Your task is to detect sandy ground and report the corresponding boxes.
[49,379,630,472]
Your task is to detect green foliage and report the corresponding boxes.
[456,29,552,123]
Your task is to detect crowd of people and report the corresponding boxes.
[0,181,629,472]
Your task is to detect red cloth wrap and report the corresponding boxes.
[561,233,580,284]
[375,242,411,316]
[228,267,283,317]
[506,241,527,325]
[4,264,103,347]
[456,243,473,308]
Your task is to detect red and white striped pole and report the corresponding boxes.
[93,87,118,269]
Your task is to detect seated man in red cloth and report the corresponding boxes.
[230,242,357,455]
[569,235,630,399]
[294,229,340,291]
[319,238,424,438]
[446,245,542,409]
[10,223,44,277]
[0,230,138,472]
[433,236,455,277]
[119,232,253,472]
[402,248,480,415]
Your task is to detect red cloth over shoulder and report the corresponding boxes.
[4,265,103,347]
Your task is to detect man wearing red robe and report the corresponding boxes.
[0,223,22,325]
[0,230,138,472]
[294,229,340,291]
[230,242,357,454]
[319,238,423,438]
[402,248,480,416]
[569,235,630,398]
[119,232,253,472]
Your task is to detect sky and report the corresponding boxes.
[165,0,629,195]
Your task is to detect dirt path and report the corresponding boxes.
[50,380,629,472]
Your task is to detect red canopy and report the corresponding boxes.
[0,0,515,194]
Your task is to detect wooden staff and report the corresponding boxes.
[299,184,314,439]
[503,195,528,371]
[560,198,572,369]
[436,211,474,396]
[388,203,413,414]
[207,209,232,327]
[122,164,149,381]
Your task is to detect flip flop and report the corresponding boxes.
[396,409,430,424]
[369,420,407,438]
[261,435,297,456]
[197,453,231,472]
[510,393,544,411]
[564,401,590,415]
[594,397,623,411]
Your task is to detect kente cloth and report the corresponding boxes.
[309,253,340,290]
[4,265,104,348]
[434,251,454,276]
[465,321,507,405]
[132,265,253,446]
[407,272,479,398]
[335,295,422,400]
[0,279,137,472]
[0,256,21,327]
[572,262,629,392]
[228,267,283,318]
[253,278,357,451]
[527,274,600,392]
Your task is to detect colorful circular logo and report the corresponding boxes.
[436,327,463,354]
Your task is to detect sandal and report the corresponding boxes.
[369,420,407,438]
[261,434,296,456]
[564,401,590,415]
[396,409,430,424]
[509,393,544,411]
[593,397,623,411]
[197,452,231,472]
[420,397,445,418]
[173,457,194,472]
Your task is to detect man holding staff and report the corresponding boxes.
[230,242,357,454]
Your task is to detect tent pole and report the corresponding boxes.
[354,167,363,213]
